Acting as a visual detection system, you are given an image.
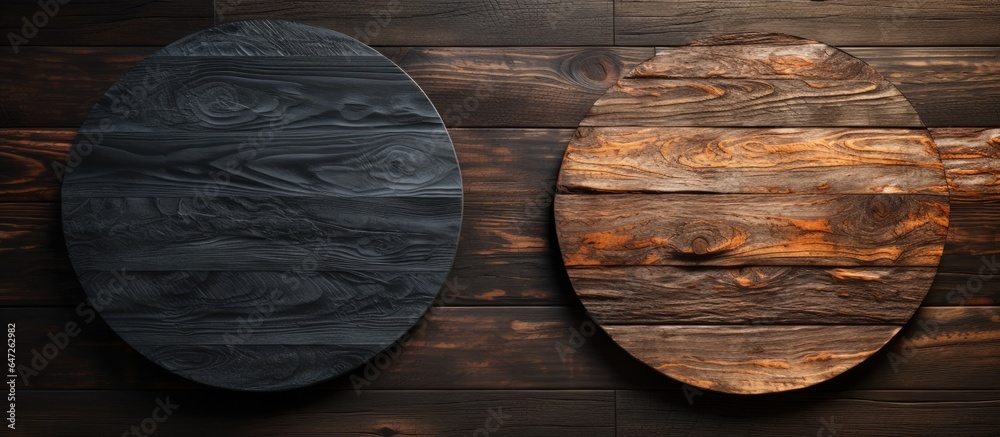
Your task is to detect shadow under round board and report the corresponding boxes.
[60,19,463,391]
[554,32,950,394]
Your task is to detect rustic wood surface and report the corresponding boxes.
[58,20,463,391]
[581,78,923,127]
[605,324,902,394]
[557,193,949,266]
[558,127,948,195]
[617,1,1000,46]
[555,34,953,395]
[1,0,998,434]
[5,46,1000,129]
[569,267,936,324]
[216,0,615,46]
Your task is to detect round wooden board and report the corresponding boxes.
[554,33,950,394]
[61,20,463,391]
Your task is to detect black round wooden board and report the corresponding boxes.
[61,20,463,391]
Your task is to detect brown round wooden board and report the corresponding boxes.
[61,20,463,391]
[554,33,950,394]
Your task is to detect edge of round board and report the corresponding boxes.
[554,32,950,394]
[61,19,463,391]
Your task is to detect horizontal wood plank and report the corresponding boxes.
[0,47,156,129]
[77,56,445,133]
[61,131,462,198]
[0,129,73,201]
[848,48,1000,127]
[63,196,461,272]
[16,390,614,436]
[216,0,614,46]
[0,0,213,48]
[559,127,947,194]
[932,128,1000,196]
[3,306,998,390]
[604,324,900,394]
[381,47,654,128]
[926,271,1000,306]
[556,194,949,267]
[637,43,882,80]
[581,79,922,127]
[12,389,1000,435]
[571,266,935,325]
[1,47,996,128]
[617,390,1000,436]
[616,1,1000,46]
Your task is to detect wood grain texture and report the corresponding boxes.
[76,57,444,134]
[571,267,935,325]
[62,132,461,198]
[649,43,1000,126]
[847,47,1000,127]
[5,125,997,307]
[559,127,947,195]
[557,33,953,394]
[617,390,1000,436]
[5,195,996,308]
[4,306,998,391]
[59,20,462,391]
[604,324,901,394]
[63,197,460,272]
[0,0,213,47]
[637,43,881,80]
[557,194,949,267]
[933,128,1000,196]
[215,0,614,46]
[582,78,922,127]
[18,390,615,436]
[2,46,997,128]
[381,47,654,128]
[616,1,1000,46]
[0,47,157,129]
[0,129,75,201]
[937,197,1000,277]
[0,0,998,433]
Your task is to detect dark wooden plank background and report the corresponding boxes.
[1,1,998,435]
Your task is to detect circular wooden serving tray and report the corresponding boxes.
[61,20,463,391]
[554,33,950,394]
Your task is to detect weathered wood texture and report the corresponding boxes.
[1,0,999,432]
[606,324,902,394]
[638,42,883,80]
[559,127,947,195]
[571,267,936,324]
[215,0,614,46]
[380,47,654,128]
[6,1,1000,48]
[59,20,462,391]
[3,47,998,128]
[3,128,998,307]
[4,306,998,391]
[17,390,615,436]
[556,34,953,394]
[581,78,922,127]
[848,48,1000,127]
[616,1,1000,46]
[557,194,949,267]
[934,128,1000,197]
[3,198,997,308]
